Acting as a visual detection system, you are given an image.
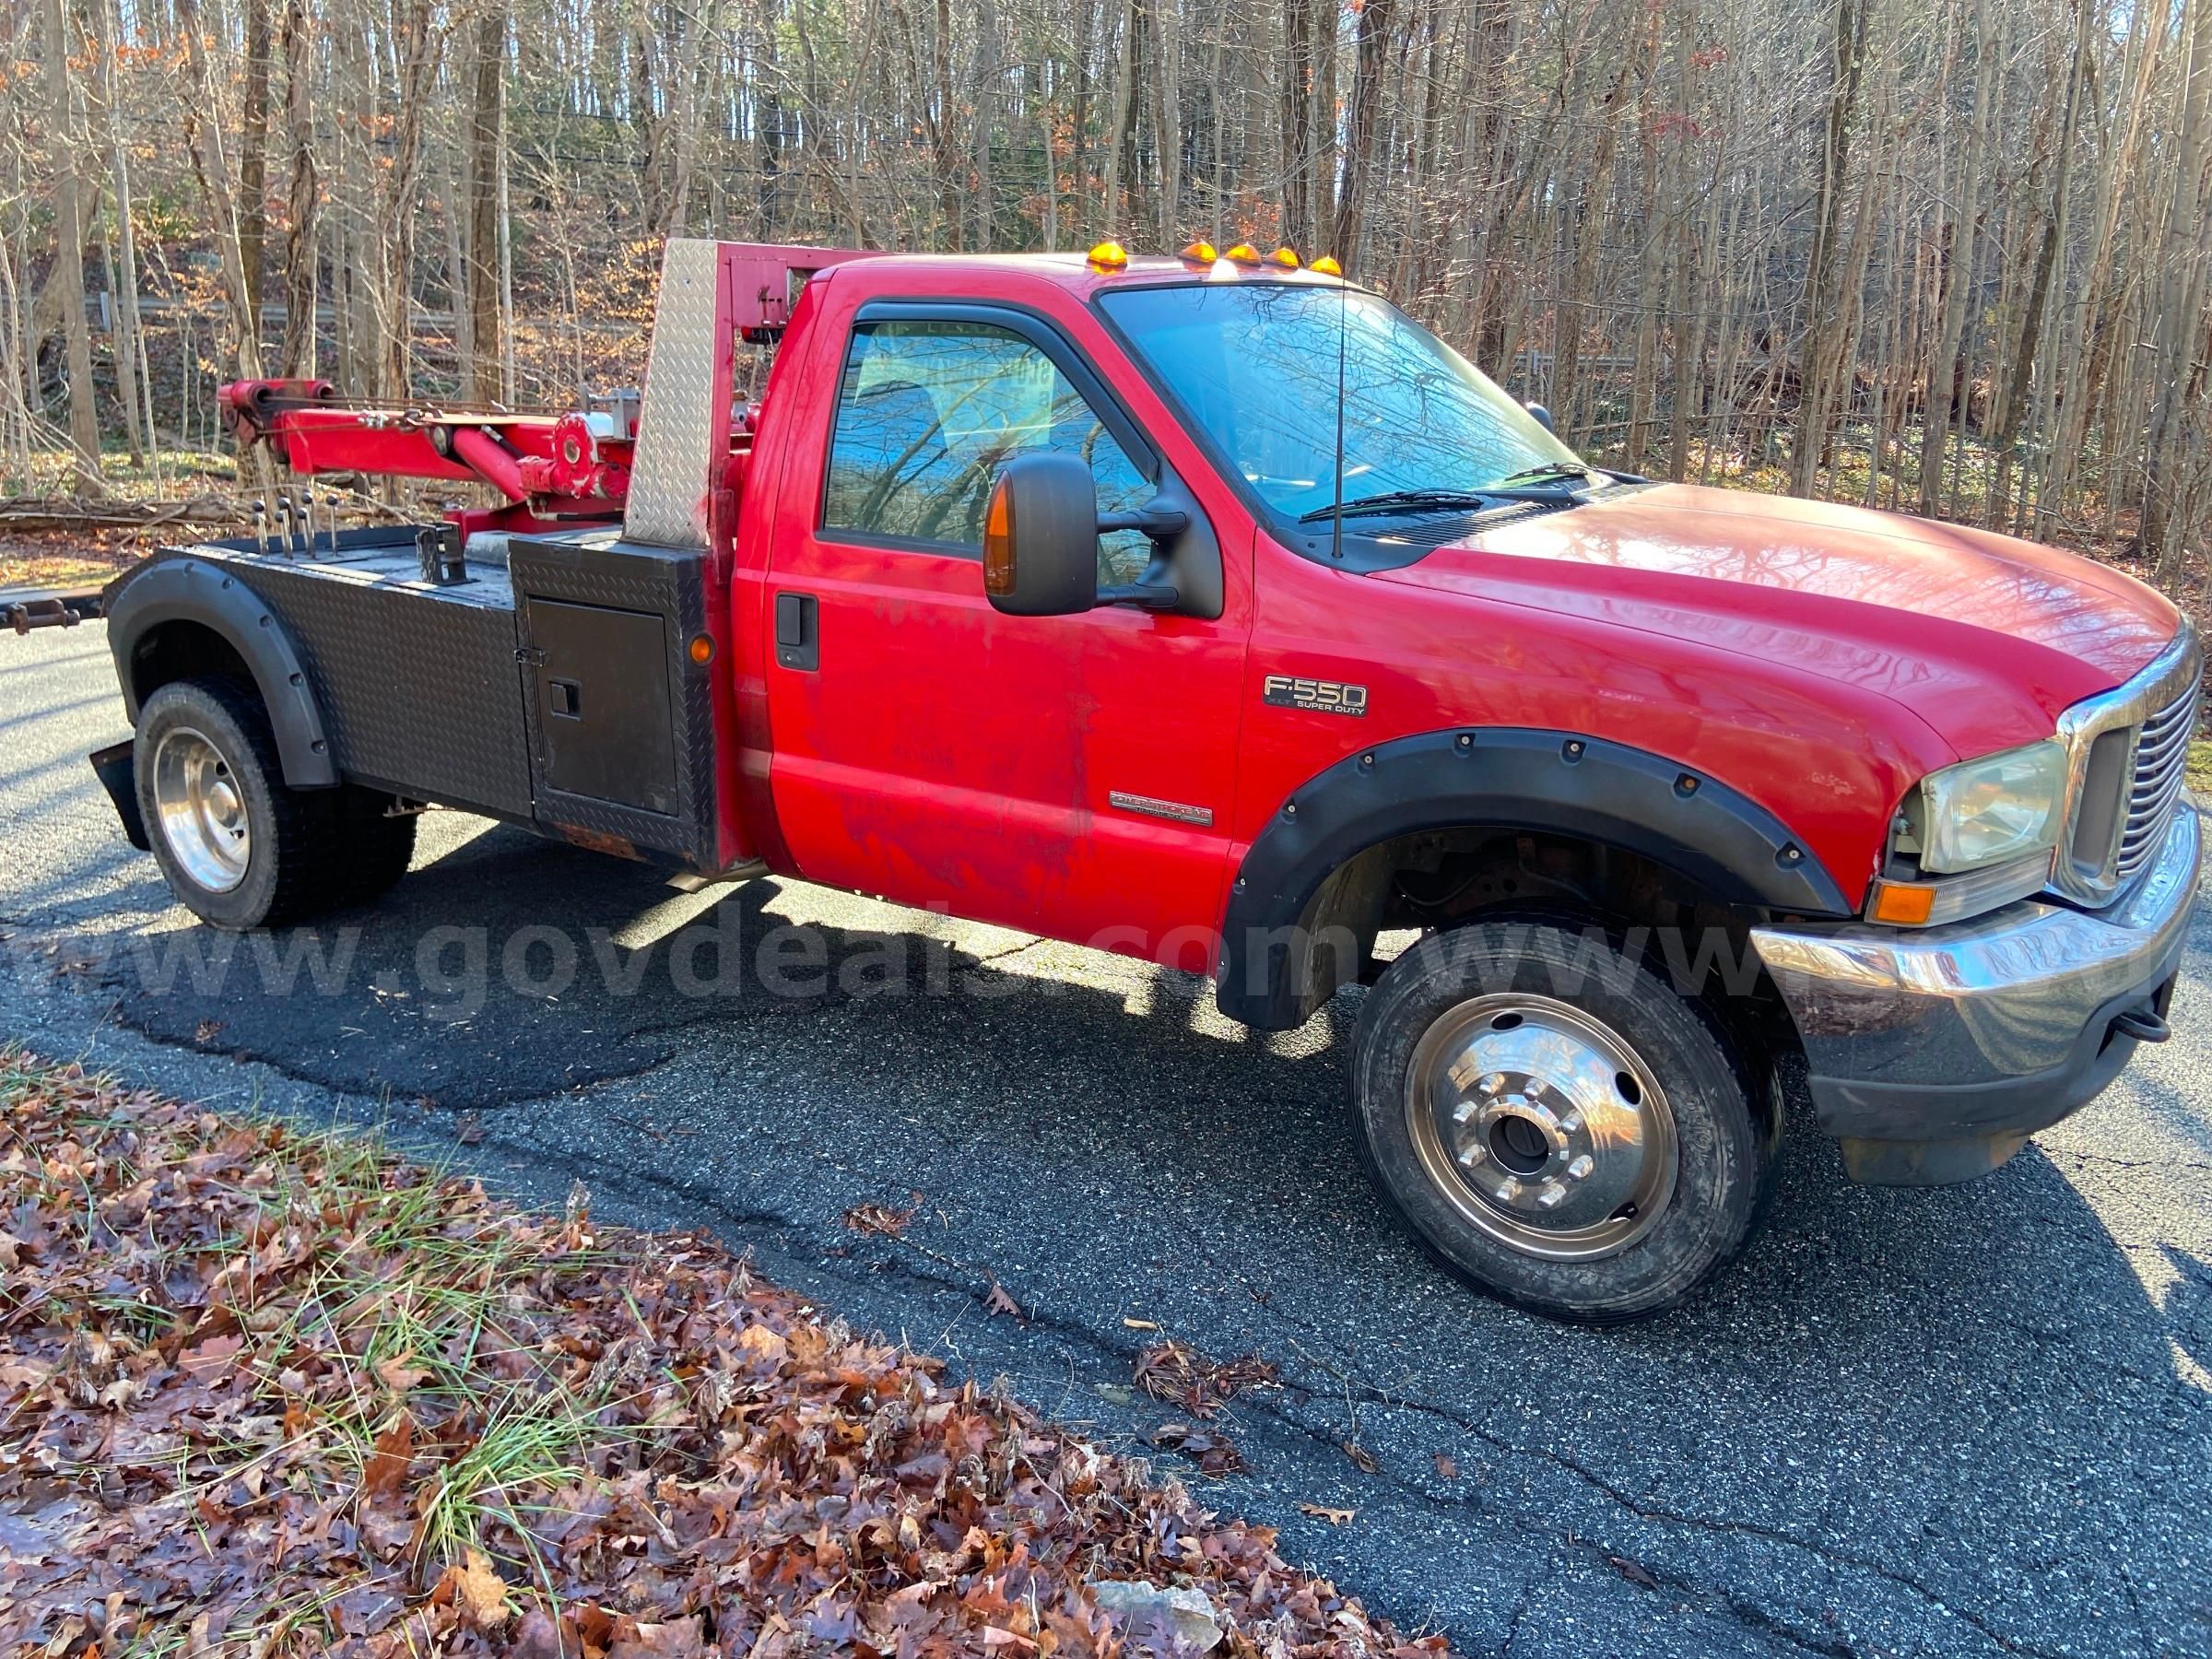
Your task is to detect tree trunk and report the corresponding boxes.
[1145,0,1182,246]
[465,0,507,399]
[379,0,443,400]
[276,0,319,378]
[41,0,104,489]
[1280,0,1314,248]
[1309,0,1335,251]
[1102,0,1135,232]
[1556,65,1630,443]
[1791,0,1867,497]
[2150,0,2212,574]
[1331,0,1394,272]
[1988,0,2089,527]
[94,0,152,467]
[238,0,274,338]
[1918,0,1992,516]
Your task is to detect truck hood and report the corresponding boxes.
[1376,482,2180,761]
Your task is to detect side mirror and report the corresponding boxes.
[982,453,1101,617]
[1524,401,1556,434]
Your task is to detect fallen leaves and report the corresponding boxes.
[1298,1505,1356,1526]
[1133,1339,1279,1418]
[983,1276,1026,1322]
[0,1048,1448,1658]
[359,1416,416,1498]
[1147,1420,1246,1477]
[841,1198,917,1239]
[1607,1553,1662,1591]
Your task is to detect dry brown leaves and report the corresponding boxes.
[0,1051,1448,1658]
[1132,1341,1280,1420]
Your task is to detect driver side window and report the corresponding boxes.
[822,320,1154,585]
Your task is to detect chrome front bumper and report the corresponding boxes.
[1750,806,2200,1183]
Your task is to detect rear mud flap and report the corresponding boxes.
[89,741,149,851]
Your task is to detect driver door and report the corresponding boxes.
[763,298,1251,959]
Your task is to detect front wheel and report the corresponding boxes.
[1349,922,1774,1323]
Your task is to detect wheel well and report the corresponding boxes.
[127,619,254,712]
[1304,826,1795,1050]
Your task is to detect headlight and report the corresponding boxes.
[1914,740,2067,874]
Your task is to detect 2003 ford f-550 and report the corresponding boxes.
[81,238,2201,1321]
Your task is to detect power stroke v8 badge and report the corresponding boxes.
[1263,675,1370,716]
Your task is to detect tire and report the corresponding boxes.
[135,676,346,929]
[1349,921,1774,1324]
[336,788,418,905]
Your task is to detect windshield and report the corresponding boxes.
[1097,282,1583,522]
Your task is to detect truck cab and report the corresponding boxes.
[90,239,2201,1322]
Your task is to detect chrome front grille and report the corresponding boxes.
[2117,681,2198,883]
[2052,623,2201,906]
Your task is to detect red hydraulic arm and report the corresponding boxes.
[217,379,633,535]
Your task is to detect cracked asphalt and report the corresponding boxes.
[6,621,2211,1657]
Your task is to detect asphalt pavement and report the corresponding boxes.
[4,619,2209,1657]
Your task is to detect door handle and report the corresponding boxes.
[775,591,818,671]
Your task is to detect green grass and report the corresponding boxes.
[2187,739,2212,797]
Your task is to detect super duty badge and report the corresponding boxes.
[1264,674,1369,716]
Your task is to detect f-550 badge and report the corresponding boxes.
[1263,675,1370,716]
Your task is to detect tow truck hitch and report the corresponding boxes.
[5,589,104,634]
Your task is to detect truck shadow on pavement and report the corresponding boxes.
[80,822,2212,1654]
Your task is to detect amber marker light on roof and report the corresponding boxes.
[1180,241,1218,265]
[1223,242,1263,265]
[1310,254,1344,276]
[1270,247,1301,268]
[1088,241,1128,271]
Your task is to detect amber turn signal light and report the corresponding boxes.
[1868,881,1936,926]
[1087,240,1128,271]
[983,479,1016,596]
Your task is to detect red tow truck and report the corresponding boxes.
[83,238,2199,1321]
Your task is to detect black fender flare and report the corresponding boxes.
[103,555,338,788]
[1215,727,1853,1030]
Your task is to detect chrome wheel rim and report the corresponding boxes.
[1406,994,1677,1261]
[151,726,251,893]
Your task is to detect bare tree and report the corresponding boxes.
[41,0,102,489]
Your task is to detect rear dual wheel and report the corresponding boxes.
[136,676,414,929]
[1350,921,1777,1323]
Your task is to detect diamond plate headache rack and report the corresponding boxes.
[622,240,884,550]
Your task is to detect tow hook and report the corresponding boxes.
[2110,1006,2171,1044]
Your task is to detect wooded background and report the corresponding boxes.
[7,0,2212,577]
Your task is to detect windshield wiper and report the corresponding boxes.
[1298,488,1497,523]
[1488,462,1592,488]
